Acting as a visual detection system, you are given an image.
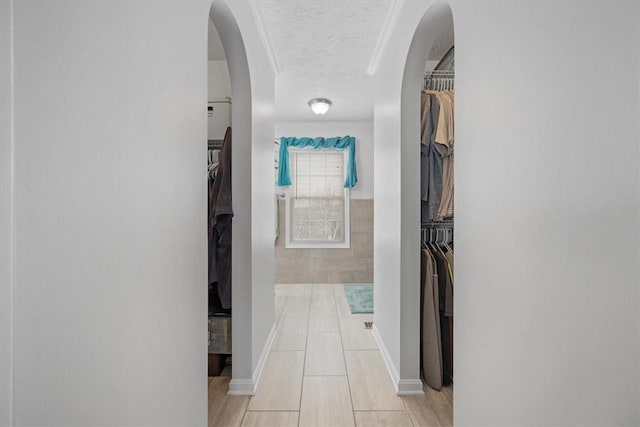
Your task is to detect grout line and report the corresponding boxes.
[237,399,249,427]
[297,290,312,427]
[399,389,418,427]
[333,283,358,426]
[302,374,348,377]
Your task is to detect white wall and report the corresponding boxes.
[372,2,454,395]
[372,49,403,391]
[275,121,373,199]
[221,0,276,390]
[3,0,275,424]
[374,0,640,424]
[453,2,639,424]
[208,59,231,100]
[0,1,15,424]
[10,2,210,424]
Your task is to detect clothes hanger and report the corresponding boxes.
[443,228,454,282]
[432,228,445,257]
[421,229,429,250]
[428,228,442,257]
[443,228,453,253]
[425,228,435,253]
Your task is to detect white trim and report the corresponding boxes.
[227,379,255,396]
[227,323,277,396]
[398,379,425,395]
[366,0,404,76]
[251,323,277,390]
[372,324,424,396]
[372,324,400,392]
[248,0,281,76]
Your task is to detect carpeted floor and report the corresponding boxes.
[343,283,373,314]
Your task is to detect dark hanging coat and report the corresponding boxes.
[209,127,233,309]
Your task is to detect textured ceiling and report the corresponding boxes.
[208,2,453,121]
[258,0,393,122]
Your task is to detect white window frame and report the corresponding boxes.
[285,148,350,249]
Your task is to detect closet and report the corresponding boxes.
[208,97,233,376]
[420,46,455,391]
[207,11,235,377]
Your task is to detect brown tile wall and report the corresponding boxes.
[275,199,373,284]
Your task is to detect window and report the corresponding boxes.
[285,149,350,248]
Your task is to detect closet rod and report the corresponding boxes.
[421,220,454,229]
[423,70,455,90]
[208,98,232,104]
[424,71,454,78]
[424,70,455,74]
[208,139,224,149]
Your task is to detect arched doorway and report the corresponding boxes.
[207,0,277,397]
[371,0,454,400]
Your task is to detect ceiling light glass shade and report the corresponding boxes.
[308,98,332,115]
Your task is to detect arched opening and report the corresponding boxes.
[206,1,255,398]
[206,10,233,381]
[398,0,455,404]
[372,0,455,411]
[415,0,456,412]
[206,0,277,407]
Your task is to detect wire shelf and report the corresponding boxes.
[423,70,455,90]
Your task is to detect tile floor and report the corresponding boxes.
[209,283,453,427]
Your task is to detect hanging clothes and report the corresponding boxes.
[435,90,454,220]
[421,91,443,222]
[432,248,453,385]
[209,127,233,310]
[421,247,443,390]
[420,72,454,391]
[420,234,454,390]
[421,90,455,222]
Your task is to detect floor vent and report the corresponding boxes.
[364,321,373,330]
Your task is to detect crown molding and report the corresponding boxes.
[366,0,403,76]
[248,0,281,76]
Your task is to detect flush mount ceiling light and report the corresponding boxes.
[308,98,332,115]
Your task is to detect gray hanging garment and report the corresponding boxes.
[422,248,443,390]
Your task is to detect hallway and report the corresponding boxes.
[209,284,453,426]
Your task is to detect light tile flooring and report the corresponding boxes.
[209,283,453,427]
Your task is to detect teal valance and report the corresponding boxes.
[277,136,358,188]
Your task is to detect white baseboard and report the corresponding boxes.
[227,379,255,395]
[251,323,277,388]
[397,379,425,395]
[371,324,400,392]
[372,324,424,396]
[227,323,277,396]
